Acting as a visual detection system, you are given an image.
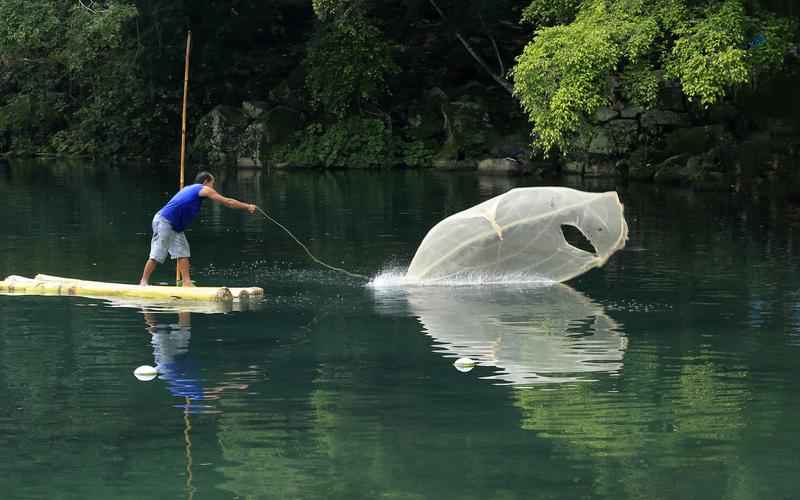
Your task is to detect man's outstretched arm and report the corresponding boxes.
[200,186,256,213]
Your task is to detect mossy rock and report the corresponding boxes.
[588,119,639,155]
[652,154,691,184]
[663,125,727,157]
[488,132,532,160]
[192,105,248,166]
[436,98,492,160]
[627,149,658,180]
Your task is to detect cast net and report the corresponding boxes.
[405,187,628,283]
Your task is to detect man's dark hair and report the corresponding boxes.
[195,171,214,184]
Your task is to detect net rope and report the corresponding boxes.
[256,207,369,281]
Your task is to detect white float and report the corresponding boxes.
[453,357,476,373]
[134,365,158,381]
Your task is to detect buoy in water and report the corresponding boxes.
[453,357,476,373]
[134,365,158,381]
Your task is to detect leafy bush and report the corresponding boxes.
[272,117,392,168]
[512,0,796,155]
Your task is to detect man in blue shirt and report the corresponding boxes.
[139,171,256,286]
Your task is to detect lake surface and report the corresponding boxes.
[2,159,800,499]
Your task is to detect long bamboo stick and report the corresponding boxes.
[177,31,192,284]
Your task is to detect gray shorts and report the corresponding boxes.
[148,214,191,263]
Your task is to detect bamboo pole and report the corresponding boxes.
[1,275,234,302]
[177,31,192,284]
[34,274,264,300]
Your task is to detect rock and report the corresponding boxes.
[658,81,686,111]
[489,134,532,160]
[693,171,731,192]
[685,155,705,175]
[584,160,619,177]
[237,122,265,167]
[242,101,269,119]
[609,119,639,148]
[432,159,477,170]
[436,98,492,161]
[663,125,726,156]
[563,160,585,175]
[653,154,691,184]
[684,150,732,191]
[620,105,644,119]
[641,110,690,129]
[588,119,639,155]
[588,129,612,155]
[728,132,774,179]
[477,158,533,176]
[531,159,560,177]
[626,148,662,180]
[628,162,658,181]
[706,102,739,124]
[192,106,248,166]
[594,107,619,123]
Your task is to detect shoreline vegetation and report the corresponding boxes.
[0,1,798,194]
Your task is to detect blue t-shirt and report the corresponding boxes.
[157,184,205,232]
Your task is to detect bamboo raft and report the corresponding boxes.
[0,274,263,303]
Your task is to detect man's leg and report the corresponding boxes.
[140,258,158,286]
[142,214,170,286]
[177,257,194,287]
[171,232,193,287]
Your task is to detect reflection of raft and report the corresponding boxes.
[0,274,263,303]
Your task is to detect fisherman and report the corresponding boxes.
[139,171,256,286]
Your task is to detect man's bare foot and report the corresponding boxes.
[181,281,196,288]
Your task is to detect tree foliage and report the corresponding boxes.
[0,1,161,156]
[0,0,795,162]
[513,0,797,155]
[304,14,398,117]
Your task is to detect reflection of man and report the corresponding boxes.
[144,311,204,404]
[143,310,248,409]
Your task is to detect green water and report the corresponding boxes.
[2,160,800,500]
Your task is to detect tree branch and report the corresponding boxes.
[489,34,504,77]
[479,12,505,77]
[78,0,97,14]
[428,0,513,95]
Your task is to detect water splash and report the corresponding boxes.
[369,267,556,289]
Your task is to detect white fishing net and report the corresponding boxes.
[405,187,628,283]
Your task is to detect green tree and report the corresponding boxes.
[512,0,796,155]
[0,1,157,156]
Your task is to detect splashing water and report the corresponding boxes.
[368,268,556,289]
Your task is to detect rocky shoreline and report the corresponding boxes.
[190,77,799,196]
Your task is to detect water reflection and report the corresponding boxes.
[404,283,627,385]
[107,295,264,314]
[141,309,250,414]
